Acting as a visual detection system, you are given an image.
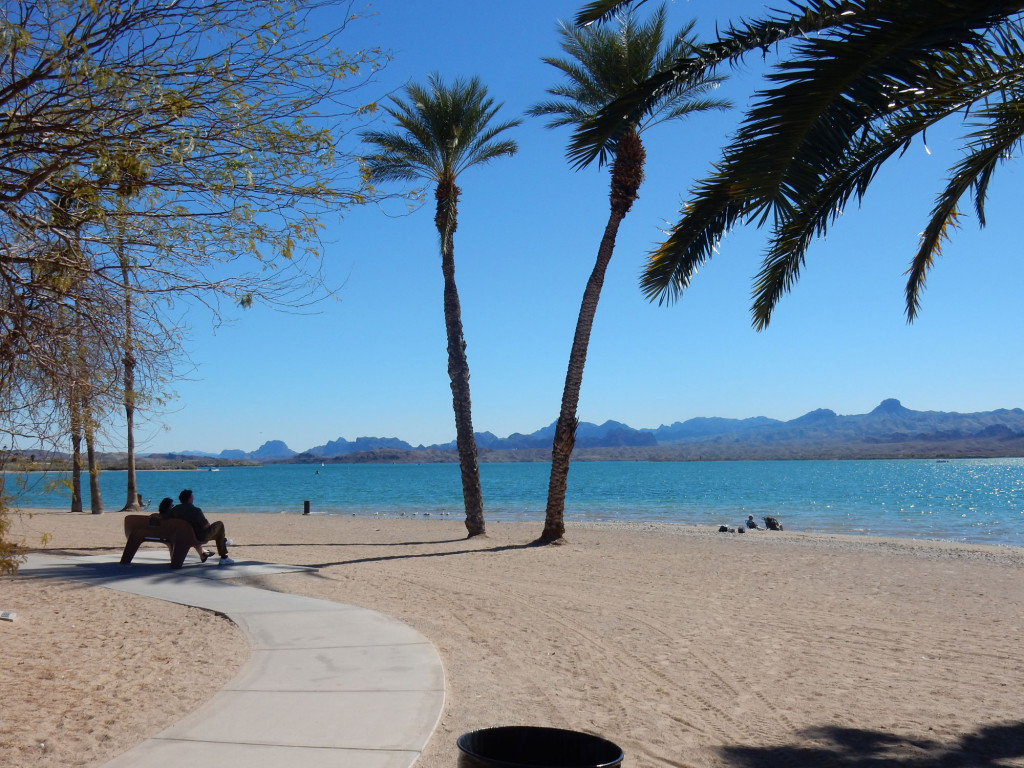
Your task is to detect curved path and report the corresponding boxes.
[21,552,446,768]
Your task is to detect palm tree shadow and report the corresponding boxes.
[32,535,529,567]
[39,546,124,555]
[720,722,1024,768]
[307,540,538,569]
[239,539,469,549]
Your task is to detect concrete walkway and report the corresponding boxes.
[20,552,446,768]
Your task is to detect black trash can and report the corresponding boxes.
[457,725,624,768]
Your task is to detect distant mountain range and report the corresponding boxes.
[160,399,1024,463]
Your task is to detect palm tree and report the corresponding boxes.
[106,155,149,512]
[573,0,1024,326]
[89,153,150,512]
[529,5,729,543]
[360,75,519,538]
[117,213,143,512]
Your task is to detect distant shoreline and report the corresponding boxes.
[13,443,1024,472]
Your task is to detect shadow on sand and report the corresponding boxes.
[720,722,1024,768]
[303,539,538,569]
[28,534,540,573]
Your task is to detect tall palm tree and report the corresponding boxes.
[95,154,150,513]
[529,5,729,543]
[360,75,519,538]
[117,213,143,512]
[573,0,1024,326]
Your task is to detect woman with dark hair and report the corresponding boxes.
[159,495,215,562]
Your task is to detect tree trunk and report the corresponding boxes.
[538,130,645,544]
[436,178,485,537]
[74,291,103,514]
[66,300,85,514]
[70,398,83,513]
[84,402,103,514]
[119,231,141,512]
[123,380,139,510]
[538,211,625,542]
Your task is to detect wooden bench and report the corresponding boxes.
[120,514,203,569]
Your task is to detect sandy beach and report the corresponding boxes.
[4,510,1024,768]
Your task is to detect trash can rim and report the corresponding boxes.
[456,725,624,768]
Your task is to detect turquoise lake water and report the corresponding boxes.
[12,458,1024,547]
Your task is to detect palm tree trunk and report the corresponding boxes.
[122,300,140,511]
[539,130,645,543]
[118,222,141,513]
[436,179,485,537]
[539,210,626,542]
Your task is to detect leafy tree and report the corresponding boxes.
[2,0,384,399]
[361,75,520,538]
[528,5,729,542]
[0,0,386,564]
[0,497,25,575]
[572,0,1024,326]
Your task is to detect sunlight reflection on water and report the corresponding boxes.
[17,457,1024,547]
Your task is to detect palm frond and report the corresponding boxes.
[359,73,519,185]
[575,0,646,27]
[568,0,894,168]
[460,137,519,173]
[640,172,750,304]
[750,129,912,328]
[359,154,424,184]
[532,4,730,168]
[653,93,731,127]
[640,0,1024,320]
[906,95,1024,320]
[527,98,594,130]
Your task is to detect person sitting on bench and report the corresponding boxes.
[166,489,235,565]
[159,497,215,562]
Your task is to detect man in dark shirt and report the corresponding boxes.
[167,489,234,565]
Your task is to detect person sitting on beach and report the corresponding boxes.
[746,515,760,530]
[158,496,215,561]
[166,489,235,565]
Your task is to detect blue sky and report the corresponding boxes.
[136,0,1024,454]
